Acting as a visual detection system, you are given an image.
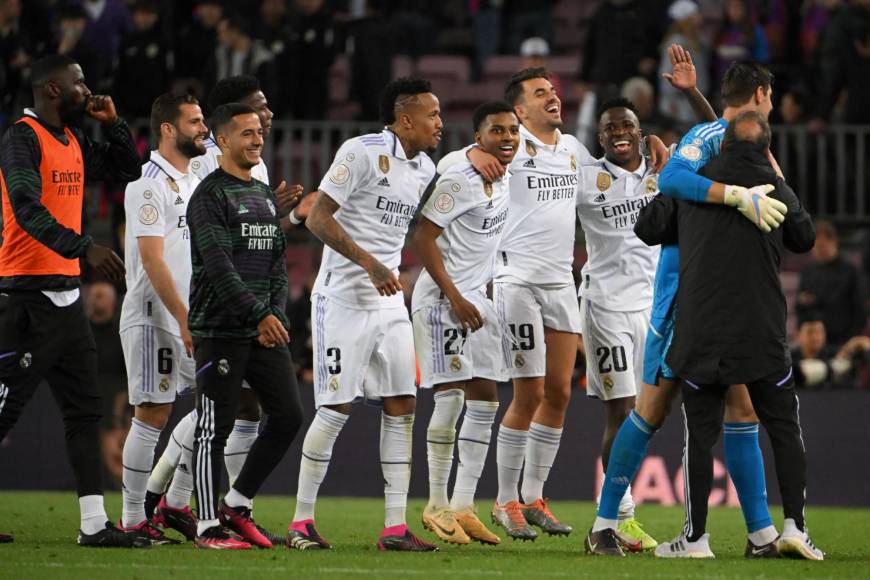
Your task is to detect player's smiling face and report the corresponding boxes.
[225,113,264,169]
[476,111,520,166]
[242,90,274,137]
[516,77,561,129]
[406,92,443,154]
[174,103,209,159]
[598,107,642,167]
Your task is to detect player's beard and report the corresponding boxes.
[58,91,88,127]
[177,132,207,159]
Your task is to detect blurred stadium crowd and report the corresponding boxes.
[1,1,869,479]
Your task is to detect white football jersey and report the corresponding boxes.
[314,129,436,309]
[411,162,511,312]
[576,157,660,312]
[189,134,270,185]
[120,151,198,336]
[495,125,593,286]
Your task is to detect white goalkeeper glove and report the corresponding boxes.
[724,183,787,233]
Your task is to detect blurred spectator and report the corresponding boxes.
[471,0,501,82]
[812,0,870,124]
[0,0,27,125]
[792,310,870,389]
[208,14,277,105]
[347,0,396,121]
[779,89,806,124]
[658,1,710,126]
[798,220,868,347]
[255,0,292,115]
[57,3,108,88]
[286,0,337,120]
[174,0,224,97]
[520,37,561,96]
[621,76,677,142]
[80,0,133,83]
[578,0,661,106]
[505,0,554,54]
[801,0,837,61]
[85,281,129,489]
[113,0,169,119]
[713,0,769,89]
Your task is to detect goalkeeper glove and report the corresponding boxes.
[724,184,787,233]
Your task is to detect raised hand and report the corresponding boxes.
[661,44,697,92]
[86,95,118,124]
[274,181,304,217]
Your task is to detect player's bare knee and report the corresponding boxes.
[542,380,571,412]
[134,402,172,429]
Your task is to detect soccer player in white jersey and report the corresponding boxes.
[438,68,669,540]
[412,102,519,546]
[575,97,664,550]
[118,93,207,544]
[287,78,441,552]
[146,76,307,543]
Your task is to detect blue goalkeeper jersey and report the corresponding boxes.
[651,118,728,321]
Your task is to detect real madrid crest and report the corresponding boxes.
[514,353,525,368]
[379,155,390,173]
[484,182,493,198]
[646,176,658,194]
[166,176,180,193]
[525,140,537,157]
[328,376,339,392]
[570,155,577,172]
[596,172,612,192]
[450,357,462,372]
[603,375,614,390]
[217,358,230,376]
[159,377,170,392]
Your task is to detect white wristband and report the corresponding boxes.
[288,210,303,225]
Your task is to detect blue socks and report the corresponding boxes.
[724,422,772,533]
[597,410,656,520]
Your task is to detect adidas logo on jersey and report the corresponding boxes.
[238,203,249,214]
[593,193,606,203]
[523,159,536,168]
[174,195,184,205]
[377,176,390,187]
[486,200,493,209]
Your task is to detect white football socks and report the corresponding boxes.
[381,412,414,528]
[122,417,162,527]
[223,487,253,510]
[146,410,196,495]
[224,419,259,487]
[426,388,464,510]
[496,425,528,505]
[451,400,498,510]
[293,407,348,522]
[165,415,196,509]
[79,494,109,535]
[521,422,562,504]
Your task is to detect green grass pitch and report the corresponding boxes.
[0,492,868,579]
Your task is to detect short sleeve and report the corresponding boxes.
[318,139,372,206]
[436,144,474,175]
[125,177,168,238]
[421,173,475,229]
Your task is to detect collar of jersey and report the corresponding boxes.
[601,156,647,180]
[149,150,188,181]
[383,128,422,165]
[519,124,567,153]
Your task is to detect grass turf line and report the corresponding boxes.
[0,492,867,579]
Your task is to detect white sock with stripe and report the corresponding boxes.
[451,400,498,510]
[165,411,197,509]
[122,417,163,527]
[147,410,196,495]
[381,412,414,528]
[521,422,562,504]
[496,425,528,505]
[79,495,109,535]
[426,388,464,510]
[224,419,260,487]
[293,407,348,522]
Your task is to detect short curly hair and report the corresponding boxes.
[378,77,433,125]
[207,75,261,114]
[596,97,639,121]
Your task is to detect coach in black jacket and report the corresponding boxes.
[635,110,816,549]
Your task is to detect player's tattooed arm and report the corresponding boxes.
[307,190,402,296]
[661,44,717,123]
[413,218,482,331]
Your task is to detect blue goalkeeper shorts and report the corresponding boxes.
[642,313,677,385]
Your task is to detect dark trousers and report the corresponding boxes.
[192,337,304,522]
[681,367,807,540]
[0,291,103,497]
